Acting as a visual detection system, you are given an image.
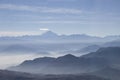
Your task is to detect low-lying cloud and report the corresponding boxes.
[0,31,42,37]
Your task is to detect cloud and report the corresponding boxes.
[32,20,81,24]
[0,4,82,14]
[25,20,117,24]
[47,0,77,2]
[39,28,49,31]
[0,31,42,37]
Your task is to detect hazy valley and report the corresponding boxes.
[0,31,120,69]
[0,31,119,80]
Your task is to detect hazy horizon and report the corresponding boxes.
[0,30,120,38]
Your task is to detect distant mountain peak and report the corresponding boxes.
[41,31,58,36]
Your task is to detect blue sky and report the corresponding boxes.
[0,0,120,37]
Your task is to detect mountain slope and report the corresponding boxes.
[9,47,120,74]
[82,47,120,65]
[79,45,101,53]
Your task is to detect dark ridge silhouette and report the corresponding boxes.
[9,47,120,76]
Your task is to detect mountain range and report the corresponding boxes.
[8,47,120,80]
[0,31,120,56]
[1,31,120,80]
[0,31,120,43]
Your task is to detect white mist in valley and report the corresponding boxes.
[0,52,66,69]
[0,53,49,69]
